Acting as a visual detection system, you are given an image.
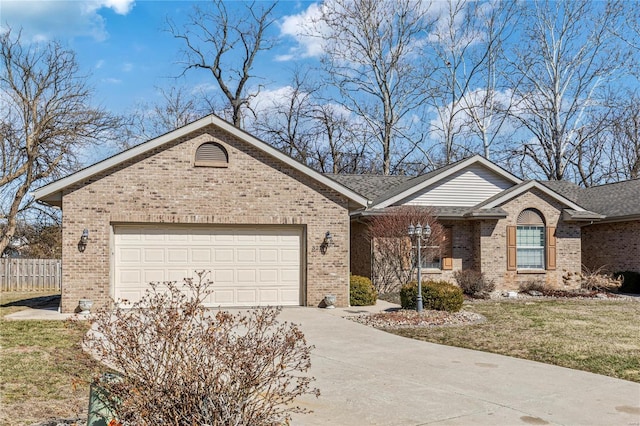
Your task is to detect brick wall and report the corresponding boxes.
[480,189,582,290]
[60,125,351,312]
[582,220,640,273]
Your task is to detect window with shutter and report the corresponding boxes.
[512,209,548,270]
[195,142,228,167]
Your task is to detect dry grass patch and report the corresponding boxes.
[387,299,640,382]
[0,292,99,425]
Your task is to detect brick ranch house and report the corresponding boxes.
[33,115,639,312]
[330,157,640,291]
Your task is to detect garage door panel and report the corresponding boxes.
[236,249,256,262]
[115,226,302,307]
[281,269,299,282]
[143,248,164,263]
[259,289,278,303]
[119,248,141,262]
[259,269,278,282]
[281,289,300,304]
[167,249,188,263]
[191,249,211,263]
[237,269,256,283]
[119,270,141,284]
[280,249,299,262]
[237,289,257,303]
[214,269,234,283]
[143,269,165,283]
[259,249,278,262]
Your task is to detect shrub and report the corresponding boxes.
[614,271,640,294]
[453,270,495,298]
[519,279,547,293]
[400,280,463,312]
[350,275,378,306]
[84,271,319,425]
[580,267,622,292]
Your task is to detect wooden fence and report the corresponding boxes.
[0,258,61,292]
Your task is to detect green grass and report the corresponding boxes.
[0,292,99,425]
[387,298,640,382]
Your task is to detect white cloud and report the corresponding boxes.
[278,2,328,59]
[0,0,135,42]
[121,62,133,72]
[102,77,122,84]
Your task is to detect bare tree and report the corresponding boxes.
[251,71,317,165]
[606,91,640,181]
[168,0,277,128]
[505,0,628,181]
[308,102,375,174]
[0,28,116,256]
[368,206,444,294]
[316,0,433,175]
[122,85,211,148]
[251,70,376,174]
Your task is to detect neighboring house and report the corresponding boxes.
[33,114,367,313]
[33,113,639,313]
[330,156,616,291]
[1,236,30,258]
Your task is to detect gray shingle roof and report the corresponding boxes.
[579,179,640,219]
[541,179,640,219]
[325,174,413,200]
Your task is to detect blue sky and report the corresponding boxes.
[0,0,317,115]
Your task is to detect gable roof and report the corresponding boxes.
[543,179,640,222]
[32,114,368,208]
[367,155,522,209]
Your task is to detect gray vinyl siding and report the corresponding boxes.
[398,164,515,207]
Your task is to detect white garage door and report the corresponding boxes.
[113,225,302,307]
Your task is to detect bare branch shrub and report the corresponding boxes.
[454,270,495,299]
[580,266,623,292]
[519,279,547,293]
[84,272,319,425]
[368,206,443,294]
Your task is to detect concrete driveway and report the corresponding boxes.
[278,304,640,426]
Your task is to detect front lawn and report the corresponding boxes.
[0,292,99,425]
[386,298,640,382]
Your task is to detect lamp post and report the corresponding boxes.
[408,222,432,313]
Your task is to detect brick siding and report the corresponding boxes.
[60,125,351,313]
[482,189,582,290]
[350,189,582,292]
[582,220,640,273]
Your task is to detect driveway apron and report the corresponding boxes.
[278,307,640,426]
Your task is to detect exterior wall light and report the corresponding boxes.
[320,231,333,255]
[78,229,89,253]
[408,222,431,312]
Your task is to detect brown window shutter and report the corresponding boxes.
[507,226,517,271]
[546,226,557,270]
[442,227,453,270]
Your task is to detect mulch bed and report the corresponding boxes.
[347,309,485,329]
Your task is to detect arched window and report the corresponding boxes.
[194,142,228,167]
[516,209,545,269]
